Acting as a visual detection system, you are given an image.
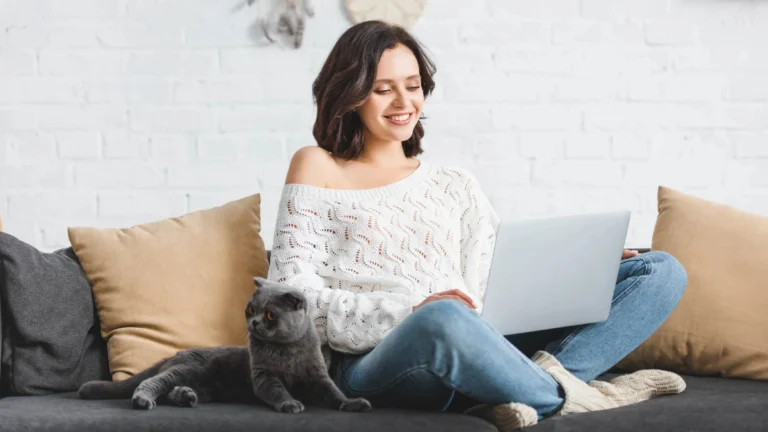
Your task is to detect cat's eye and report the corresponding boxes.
[265,311,277,321]
[245,305,254,316]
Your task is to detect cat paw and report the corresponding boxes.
[340,398,372,412]
[168,386,198,407]
[277,400,305,414]
[132,393,157,410]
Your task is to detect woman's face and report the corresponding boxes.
[357,44,425,146]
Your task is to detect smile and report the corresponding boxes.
[384,113,413,125]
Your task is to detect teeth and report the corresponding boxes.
[389,114,410,122]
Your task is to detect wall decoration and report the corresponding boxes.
[247,0,315,48]
[344,0,427,29]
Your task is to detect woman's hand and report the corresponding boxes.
[622,249,639,259]
[412,289,477,312]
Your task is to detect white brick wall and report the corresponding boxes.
[1,0,767,251]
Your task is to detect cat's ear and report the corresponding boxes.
[280,291,306,311]
[253,277,268,289]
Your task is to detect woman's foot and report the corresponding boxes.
[588,369,686,404]
[464,402,538,431]
[531,350,685,416]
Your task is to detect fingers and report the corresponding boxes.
[442,289,476,308]
[412,290,478,312]
[622,249,639,259]
[437,294,476,310]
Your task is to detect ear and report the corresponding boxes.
[280,291,306,311]
[253,277,268,289]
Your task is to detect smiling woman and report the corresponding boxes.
[267,20,688,432]
[310,20,435,161]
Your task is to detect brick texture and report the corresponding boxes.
[0,0,767,250]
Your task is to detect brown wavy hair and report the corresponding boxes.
[311,20,436,160]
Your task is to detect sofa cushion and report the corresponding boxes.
[67,193,269,381]
[0,375,765,432]
[0,233,110,396]
[617,186,768,380]
[0,393,495,432]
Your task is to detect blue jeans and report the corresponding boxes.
[330,251,687,419]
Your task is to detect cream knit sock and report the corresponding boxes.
[464,402,538,432]
[531,350,686,416]
[588,369,687,404]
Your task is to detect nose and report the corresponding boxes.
[249,320,259,329]
[392,88,406,108]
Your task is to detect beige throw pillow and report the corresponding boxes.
[68,194,268,381]
[617,186,768,380]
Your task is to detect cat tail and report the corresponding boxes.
[78,360,165,400]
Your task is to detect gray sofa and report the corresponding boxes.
[1,234,766,431]
[3,371,767,432]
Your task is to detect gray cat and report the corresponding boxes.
[78,277,371,414]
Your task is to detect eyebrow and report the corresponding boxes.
[374,75,421,84]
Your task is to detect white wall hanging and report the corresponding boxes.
[247,0,315,48]
[344,0,428,29]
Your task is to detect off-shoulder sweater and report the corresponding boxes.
[267,162,500,354]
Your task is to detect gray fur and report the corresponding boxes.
[78,277,371,414]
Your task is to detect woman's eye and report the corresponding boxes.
[407,86,421,91]
[374,89,391,94]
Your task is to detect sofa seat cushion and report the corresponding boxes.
[0,393,495,432]
[528,374,768,432]
[1,375,766,432]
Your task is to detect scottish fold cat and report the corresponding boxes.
[79,277,370,414]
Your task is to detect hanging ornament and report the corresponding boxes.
[344,0,427,29]
[247,0,315,49]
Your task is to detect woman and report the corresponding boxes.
[267,20,688,431]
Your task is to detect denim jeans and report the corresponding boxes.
[330,251,688,419]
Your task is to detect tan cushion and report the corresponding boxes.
[68,194,268,381]
[617,186,768,380]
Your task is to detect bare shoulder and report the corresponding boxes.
[285,146,337,187]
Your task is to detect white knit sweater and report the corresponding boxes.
[267,162,500,354]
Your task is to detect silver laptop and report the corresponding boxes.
[479,210,631,336]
